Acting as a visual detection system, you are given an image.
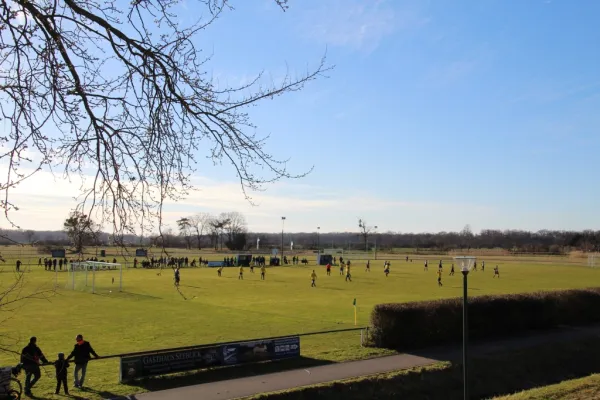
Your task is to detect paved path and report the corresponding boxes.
[130,325,600,400]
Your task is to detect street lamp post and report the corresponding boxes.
[317,227,320,255]
[462,265,469,400]
[455,256,475,400]
[281,217,286,264]
[374,226,378,260]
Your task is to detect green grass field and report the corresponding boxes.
[1,247,599,399]
[494,374,600,400]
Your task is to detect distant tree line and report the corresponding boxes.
[0,216,599,254]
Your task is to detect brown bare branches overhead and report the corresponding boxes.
[0,0,329,236]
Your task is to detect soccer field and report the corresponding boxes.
[1,254,598,398]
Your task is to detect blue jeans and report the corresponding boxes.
[74,362,88,387]
[24,366,41,392]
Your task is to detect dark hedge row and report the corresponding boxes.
[370,287,600,349]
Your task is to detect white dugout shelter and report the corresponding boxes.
[66,261,122,294]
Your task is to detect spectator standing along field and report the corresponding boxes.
[66,334,99,389]
[20,336,49,396]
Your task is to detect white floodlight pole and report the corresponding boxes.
[281,217,286,262]
[374,226,378,260]
[317,227,320,256]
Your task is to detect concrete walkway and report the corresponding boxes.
[131,325,600,400]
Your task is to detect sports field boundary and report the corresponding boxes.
[34,326,369,365]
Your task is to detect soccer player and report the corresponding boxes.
[311,270,317,287]
[473,261,477,271]
[326,263,331,276]
[260,265,266,280]
[365,260,370,272]
[438,260,443,270]
[238,265,244,280]
[449,264,455,276]
[384,262,390,277]
[493,265,500,278]
[217,266,223,277]
[437,269,443,287]
[250,264,254,273]
[482,261,485,272]
[174,267,180,286]
[339,262,345,276]
[345,264,352,282]
[424,260,428,271]
[405,256,408,262]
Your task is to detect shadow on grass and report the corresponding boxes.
[95,291,162,300]
[124,356,335,393]
[252,334,600,400]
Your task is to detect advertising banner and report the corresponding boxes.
[135,249,148,257]
[120,336,300,382]
[51,249,66,258]
[120,346,221,382]
[207,261,224,267]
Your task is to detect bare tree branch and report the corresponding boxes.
[0,0,330,238]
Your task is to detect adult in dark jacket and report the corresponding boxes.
[20,336,49,396]
[66,334,99,389]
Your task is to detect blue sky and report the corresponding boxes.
[4,0,600,233]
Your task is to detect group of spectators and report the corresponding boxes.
[19,334,99,396]
[135,256,209,268]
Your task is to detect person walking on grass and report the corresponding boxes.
[66,334,99,389]
[54,352,70,395]
[339,262,344,276]
[21,336,49,397]
[311,270,317,287]
[437,268,443,287]
[365,260,370,272]
[261,265,266,280]
[424,260,428,271]
[326,263,331,276]
[345,264,352,282]
[449,264,455,276]
[173,267,180,286]
[217,265,223,277]
[494,265,500,278]
[238,265,244,280]
[384,262,390,277]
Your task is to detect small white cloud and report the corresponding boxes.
[298,0,428,52]
[301,1,394,52]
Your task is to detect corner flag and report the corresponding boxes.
[353,298,357,326]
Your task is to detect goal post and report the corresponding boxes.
[66,261,122,293]
[588,253,599,268]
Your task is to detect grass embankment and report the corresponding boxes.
[246,336,600,400]
[493,374,600,400]
[0,250,598,399]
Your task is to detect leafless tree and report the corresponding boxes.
[176,217,193,249]
[222,211,246,242]
[24,230,36,244]
[209,214,230,250]
[0,0,328,239]
[188,213,211,250]
[63,210,100,253]
[358,218,372,252]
